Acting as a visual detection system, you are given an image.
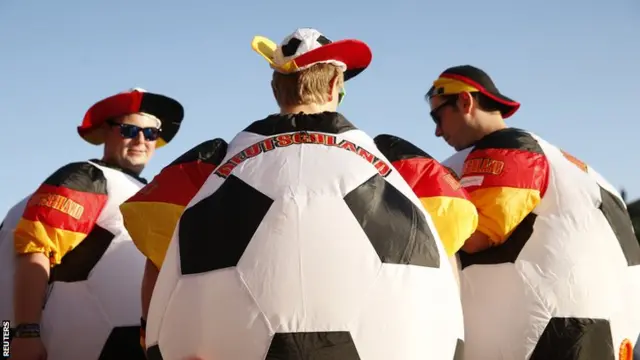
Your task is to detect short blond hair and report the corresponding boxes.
[271,63,344,108]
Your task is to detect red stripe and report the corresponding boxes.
[127,161,215,206]
[22,184,107,234]
[392,158,470,199]
[461,148,549,195]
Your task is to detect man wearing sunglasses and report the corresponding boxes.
[426,65,640,359]
[8,88,184,360]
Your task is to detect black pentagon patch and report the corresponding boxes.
[179,174,274,275]
[530,317,614,360]
[266,331,360,359]
[50,225,114,282]
[459,213,536,270]
[146,344,163,360]
[343,174,440,268]
[453,338,464,360]
[316,35,332,45]
[598,186,640,266]
[98,326,146,360]
[281,38,302,57]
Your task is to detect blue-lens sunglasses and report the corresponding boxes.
[107,119,161,141]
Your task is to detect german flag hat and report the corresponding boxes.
[77,88,185,148]
[426,65,520,119]
[251,28,372,81]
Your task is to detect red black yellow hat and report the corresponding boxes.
[426,65,520,119]
[77,88,184,148]
[251,28,372,81]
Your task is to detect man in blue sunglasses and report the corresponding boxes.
[6,88,184,360]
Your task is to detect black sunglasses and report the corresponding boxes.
[430,96,459,126]
[107,120,161,141]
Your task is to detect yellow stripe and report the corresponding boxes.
[121,201,185,269]
[470,187,540,245]
[432,77,479,97]
[14,219,87,265]
[420,196,478,257]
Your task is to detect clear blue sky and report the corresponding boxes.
[1,0,639,214]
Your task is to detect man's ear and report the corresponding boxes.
[459,91,474,115]
[328,75,341,103]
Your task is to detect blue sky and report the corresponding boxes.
[1,0,639,214]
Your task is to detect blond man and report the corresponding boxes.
[121,29,464,359]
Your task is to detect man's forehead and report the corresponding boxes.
[119,113,161,127]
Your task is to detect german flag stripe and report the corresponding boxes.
[13,161,108,264]
[122,201,185,269]
[462,128,549,194]
[420,196,478,257]
[21,184,107,234]
[392,158,470,200]
[121,139,228,269]
[470,186,542,245]
[14,220,87,265]
[461,148,549,193]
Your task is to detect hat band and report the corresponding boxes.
[427,77,479,98]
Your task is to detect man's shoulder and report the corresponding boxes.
[167,138,229,168]
[43,160,108,193]
[473,127,542,153]
[241,112,358,137]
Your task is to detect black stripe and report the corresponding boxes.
[99,326,146,360]
[598,186,640,266]
[374,134,434,162]
[49,225,114,282]
[473,128,543,154]
[266,332,360,359]
[459,213,536,270]
[146,345,163,360]
[243,112,357,136]
[168,138,228,167]
[343,174,440,267]
[43,162,108,195]
[530,317,614,360]
[316,35,332,45]
[179,174,274,275]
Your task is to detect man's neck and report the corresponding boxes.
[100,156,144,176]
[476,115,507,140]
[280,103,335,115]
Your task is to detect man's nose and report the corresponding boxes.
[133,130,146,143]
[434,126,443,138]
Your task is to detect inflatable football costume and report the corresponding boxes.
[122,112,465,360]
[10,160,148,359]
[442,127,640,360]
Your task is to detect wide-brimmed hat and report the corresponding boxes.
[426,65,520,119]
[77,88,184,148]
[251,28,372,81]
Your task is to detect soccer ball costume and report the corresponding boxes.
[3,88,184,360]
[432,66,640,360]
[121,29,465,360]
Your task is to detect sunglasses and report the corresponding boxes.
[107,120,161,141]
[429,96,458,126]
